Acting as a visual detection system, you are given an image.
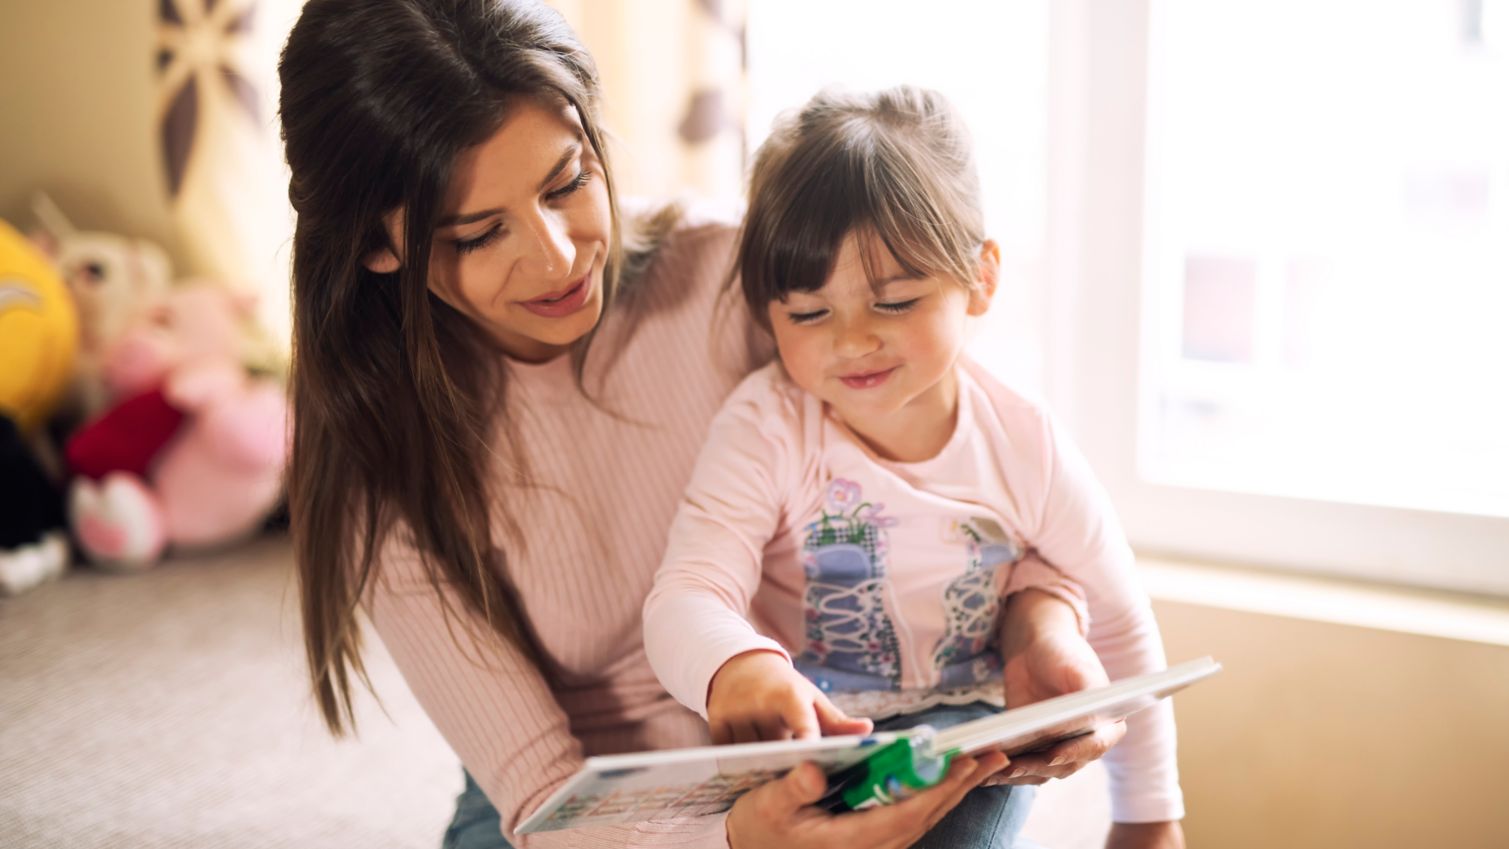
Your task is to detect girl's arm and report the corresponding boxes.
[1024,411,1184,826]
[642,368,850,739]
[641,368,793,716]
[961,359,1184,826]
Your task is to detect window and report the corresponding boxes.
[1056,0,1509,595]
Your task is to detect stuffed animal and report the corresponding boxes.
[0,219,78,595]
[66,284,288,569]
[30,194,173,420]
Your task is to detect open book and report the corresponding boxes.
[518,656,1220,833]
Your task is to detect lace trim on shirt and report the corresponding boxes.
[829,684,1005,721]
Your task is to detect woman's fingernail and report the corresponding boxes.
[1008,768,1026,779]
[1048,755,1068,767]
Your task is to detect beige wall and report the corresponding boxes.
[1156,599,1509,848]
[0,4,178,252]
[0,1,717,239]
[552,0,745,201]
[1,2,297,347]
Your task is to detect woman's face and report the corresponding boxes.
[375,98,612,362]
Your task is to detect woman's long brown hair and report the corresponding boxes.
[278,0,625,735]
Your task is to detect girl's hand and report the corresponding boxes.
[1106,820,1186,849]
[726,752,1009,849]
[707,650,872,744]
[990,589,1126,785]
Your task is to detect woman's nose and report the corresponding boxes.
[525,212,575,280]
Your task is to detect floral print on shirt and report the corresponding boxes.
[793,479,903,693]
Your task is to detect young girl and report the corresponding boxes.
[644,87,1187,848]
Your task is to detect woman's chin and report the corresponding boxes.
[491,291,605,361]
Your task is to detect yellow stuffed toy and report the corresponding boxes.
[1,219,77,595]
[1,219,78,432]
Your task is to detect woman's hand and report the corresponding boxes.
[707,650,872,744]
[989,588,1126,785]
[1106,820,1186,849]
[725,752,1009,849]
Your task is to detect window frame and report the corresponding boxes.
[1043,0,1509,597]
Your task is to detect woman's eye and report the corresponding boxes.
[546,168,591,201]
[875,298,921,314]
[787,309,828,325]
[453,224,503,255]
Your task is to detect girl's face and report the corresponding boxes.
[767,232,997,460]
[369,98,612,362]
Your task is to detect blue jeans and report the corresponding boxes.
[441,702,1033,849]
[442,771,510,849]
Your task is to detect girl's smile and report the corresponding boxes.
[837,365,900,389]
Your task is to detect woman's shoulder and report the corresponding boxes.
[619,197,742,292]
[621,195,742,236]
[606,198,772,374]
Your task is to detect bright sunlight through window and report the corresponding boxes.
[1143,0,1509,519]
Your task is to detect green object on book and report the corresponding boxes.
[841,737,957,810]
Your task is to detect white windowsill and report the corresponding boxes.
[1138,555,1509,648]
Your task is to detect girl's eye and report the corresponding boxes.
[875,298,921,314]
[453,224,503,255]
[546,168,591,201]
[787,309,828,325]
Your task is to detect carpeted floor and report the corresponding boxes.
[0,534,1107,848]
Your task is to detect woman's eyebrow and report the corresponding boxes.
[436,141,583,227]
[534,141,582,192]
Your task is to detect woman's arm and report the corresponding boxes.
[992,589,1184,848]
[366,544,727,848]
[725,753,1008,848]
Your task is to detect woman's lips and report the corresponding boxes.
[838,366,899,389]
[520,276,590,318]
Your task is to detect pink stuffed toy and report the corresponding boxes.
[66,285,287,569]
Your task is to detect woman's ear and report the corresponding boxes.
[363,209,404,274]
[363,246,401,275]
[967,239,1001,316]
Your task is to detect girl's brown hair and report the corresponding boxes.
[279,0,626,735]
[736,85,986,328]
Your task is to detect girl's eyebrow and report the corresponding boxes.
[436,140,583,227]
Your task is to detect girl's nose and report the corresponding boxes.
[834,316,881,358]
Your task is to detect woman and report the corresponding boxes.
[278,1,1162,847]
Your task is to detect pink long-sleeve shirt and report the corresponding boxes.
[643,361,1186,823]
[365,217,769,848]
